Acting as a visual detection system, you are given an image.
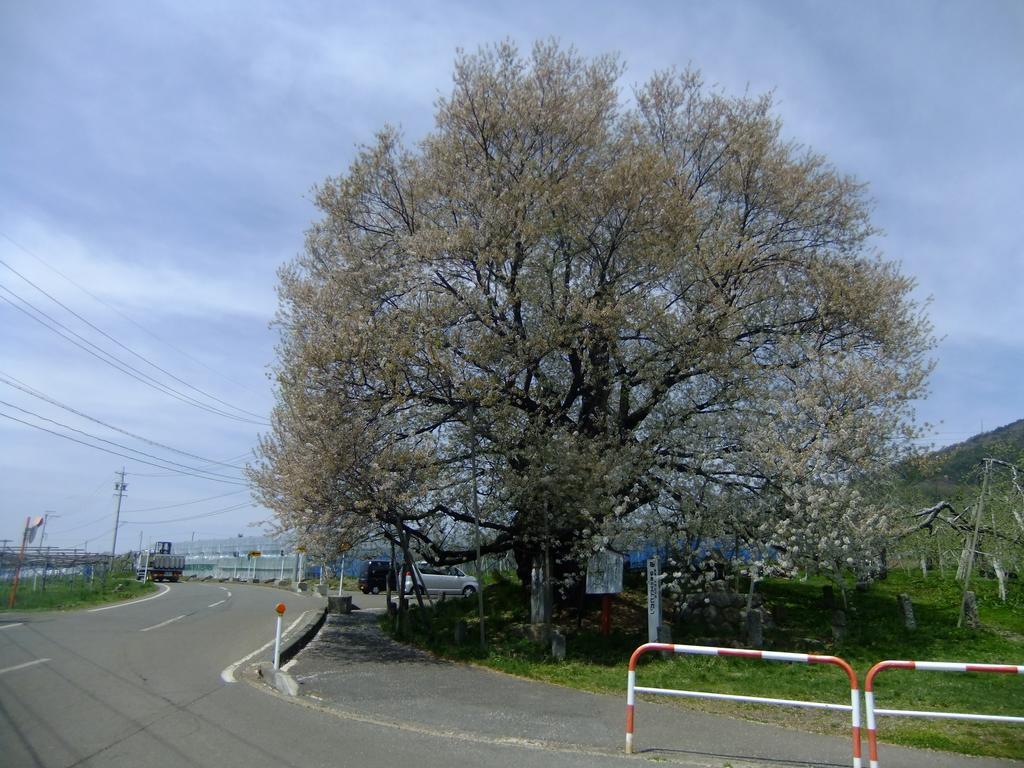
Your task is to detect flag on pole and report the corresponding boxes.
[25,516,44,543]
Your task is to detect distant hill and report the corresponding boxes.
[898,419,1024,502]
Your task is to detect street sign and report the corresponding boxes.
[647,557,662,643]
[585,551,623,594]
[248,551,262,557]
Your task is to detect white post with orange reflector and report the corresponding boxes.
[273,602,286,670]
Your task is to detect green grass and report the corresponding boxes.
[383,569,1024,760]
[0,575,156,611]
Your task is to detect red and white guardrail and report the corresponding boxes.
[865,659,1024,768]
[626,642,863,767]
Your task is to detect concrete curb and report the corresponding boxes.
[257,661,300,696]
[280,603,328,667]
[248,601,327,697]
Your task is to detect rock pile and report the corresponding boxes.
[677,579,771,643]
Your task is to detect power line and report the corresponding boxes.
[121,501,256,525]
[0,251,270,422]
[123,490,246,514]
[0,409,248,485]
[0,399,245,481]
[132,451,253,477]
[0,287,267,426]
[0,371,246,469]
[0,230,265,397]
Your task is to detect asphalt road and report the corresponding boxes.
[0,583,700,768]
[4,584,1019,768]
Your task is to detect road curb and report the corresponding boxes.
[257,661,301,696]
[280,603,328,667]
[244,602,327,696]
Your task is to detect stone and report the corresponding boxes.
[551,630,566,661]
[962,591,980,629]
[327,595,352,614]
[709,590,732,608]
[831,609,847,643]
[526,624,551,645]
[746,608,764,648]
[897,593,916,631]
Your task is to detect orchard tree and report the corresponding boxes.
[249,41,933,591]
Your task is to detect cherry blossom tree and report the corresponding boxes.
[249,41,934,592]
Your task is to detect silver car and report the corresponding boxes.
[403,562,479,596]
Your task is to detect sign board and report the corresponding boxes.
[248,551,262,558]
[585,551,623,594]
[646,557,662,643]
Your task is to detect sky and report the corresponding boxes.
[1,1,1022,552]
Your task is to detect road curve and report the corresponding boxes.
[0,583,661,768]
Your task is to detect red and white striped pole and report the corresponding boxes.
[865,659,1024,768]
[626,643,862,768]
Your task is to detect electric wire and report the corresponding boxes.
[123,490,246,514]
[0,288,267,427]
[0,410,248,486]
[132,452,253,477]
[0,230,264,397]
[121,501,255,525]
[0,251,270,423]
[0,371,247,469]
[0,399,245,480]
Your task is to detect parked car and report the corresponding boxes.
[357,559,396,594]
[403,562,479,597]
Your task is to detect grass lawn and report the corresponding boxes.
[0,575,155,611]
[385,568,1024,759]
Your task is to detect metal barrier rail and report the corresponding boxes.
[626,642,862,767]
[865,659,1024,768]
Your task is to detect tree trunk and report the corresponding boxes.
[993,560,1008,602]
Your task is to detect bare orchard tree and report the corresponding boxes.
[900,459,1024,602]
[250,41,933,593]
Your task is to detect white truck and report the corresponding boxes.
[136,541,184,582]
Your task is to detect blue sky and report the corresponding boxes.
[1,1,1021,551]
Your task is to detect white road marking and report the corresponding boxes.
[139,614,186,632]
[282,658,298,672]
[88,583,170,612]
[0,623,24,631]
[219,587,232,597]
[219,610,311,683]
[208,600,226,608]
[0,658,50,676]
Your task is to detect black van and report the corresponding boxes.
[357,559,396,594]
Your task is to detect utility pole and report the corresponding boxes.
[40,511,57,546]
[8,519,31,608]
[33,512,58,591]
[110,468,127,573]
